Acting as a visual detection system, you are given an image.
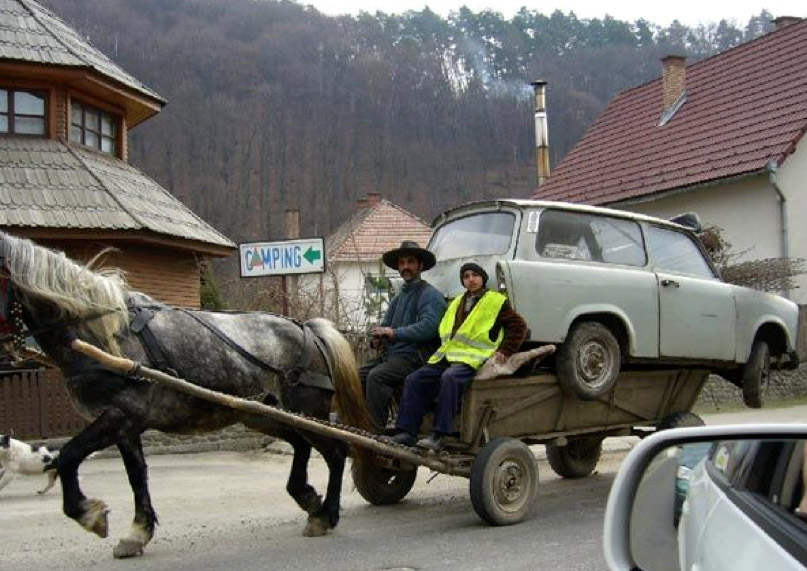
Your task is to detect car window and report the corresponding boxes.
[646,225,716,278]
[535,209,645,266]
[429,212,515,260]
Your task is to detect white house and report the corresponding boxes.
[535,17,807,302]
[301,193,432,332]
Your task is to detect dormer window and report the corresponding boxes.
[0,88,47,135]
[70,100,118,155]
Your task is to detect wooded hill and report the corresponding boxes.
[42,0,774,250]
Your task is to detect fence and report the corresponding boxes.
[0,368,88,440]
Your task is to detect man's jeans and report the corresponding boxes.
[360,355,420,430]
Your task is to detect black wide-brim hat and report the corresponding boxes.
[382,241,436,271]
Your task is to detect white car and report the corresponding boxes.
[425,199,800,406]
[604,425,807,571]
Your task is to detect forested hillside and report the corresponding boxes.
[42,0,774,246]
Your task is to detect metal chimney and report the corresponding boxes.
[531,80,550,187]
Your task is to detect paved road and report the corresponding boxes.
[0,405,803,571]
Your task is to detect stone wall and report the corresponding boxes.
[695,365,807,412]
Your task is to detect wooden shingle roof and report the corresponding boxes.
[0,0,164,105]
[328,196,432,263]
[535,19,807,205]
[0,138,234,252]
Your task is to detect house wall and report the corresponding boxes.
[299,260,390,332]
[617,175,803,299]
[55,241,202,308]
[776,134,807,302]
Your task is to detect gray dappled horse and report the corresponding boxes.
[0,231,373,558]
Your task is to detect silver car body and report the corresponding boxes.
[678,441,805,571]
[424,199,799,368]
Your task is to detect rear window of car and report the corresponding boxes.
[535,209,646,266]
[429,211,515,260]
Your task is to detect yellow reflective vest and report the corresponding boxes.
[428,290,506,369]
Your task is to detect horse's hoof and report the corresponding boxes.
[302,516,329,537]
[79,498,110,538]
[113,539,145,559]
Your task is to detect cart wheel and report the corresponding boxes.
[469,437,538,526]
[742,340,770,409]
[351,456,417,505]
[556,322,620,400]
[658,411,705,429]
[545,436,603,479]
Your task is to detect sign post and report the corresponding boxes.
[239,237,326,278]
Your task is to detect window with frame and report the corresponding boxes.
[0,88,47,135]
[70,99,118,155]
[536,210,646,266]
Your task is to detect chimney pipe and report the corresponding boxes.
[531,80,550,187]
[661,55,687,112]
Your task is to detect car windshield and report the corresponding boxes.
[429,211,515,260]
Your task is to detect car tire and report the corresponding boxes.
[557,322,621,400]
[546,436,603,479]
[351,456,417,505]
[742,340,770,409]
[658,411,705,429]
[469,437,538,526]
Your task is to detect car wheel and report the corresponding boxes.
[658,411,705,429]
[742,340,770,409]
[546,436,603,479]
[469,437,538,526]
[557,322,621,400]
[352,456,417,505]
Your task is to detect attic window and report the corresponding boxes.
[0,88,47,136]
[658,90,688,126]
[70,99,118,155]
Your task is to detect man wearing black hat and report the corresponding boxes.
[360,241,447,431]
[388,261,527,450]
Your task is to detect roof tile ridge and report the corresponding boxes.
[327,205,374,251]
[15,0,90,70]
[381,199,431,227]
[15,0,163,103]
[69,145,234,246]
[688,18,807,72]
[61,141,142,229]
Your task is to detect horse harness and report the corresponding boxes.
[127,298,335,392]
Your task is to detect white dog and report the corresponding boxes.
[0,435,59,495]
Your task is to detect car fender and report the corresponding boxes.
[558,304,639,358]
[736,315,796,363]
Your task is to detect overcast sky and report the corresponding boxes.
[305,0,804,28]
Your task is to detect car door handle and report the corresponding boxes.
[661,279,680,288]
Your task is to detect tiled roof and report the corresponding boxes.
[535,19,807,205]
[0,0,164,104]
[328,198,432,263]
[0,138,234,250]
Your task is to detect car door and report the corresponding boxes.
[646,224,736,361]
[509,209,658,358]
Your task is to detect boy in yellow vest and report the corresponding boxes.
[388,262,527,451]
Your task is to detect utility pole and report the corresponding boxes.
[282,209,300,316]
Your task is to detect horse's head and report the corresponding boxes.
[0,232,130,356]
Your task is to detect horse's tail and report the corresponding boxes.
[305,318,374,434]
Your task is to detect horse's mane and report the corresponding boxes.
[0,232,129,356]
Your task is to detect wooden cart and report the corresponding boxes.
[352,368,709,525]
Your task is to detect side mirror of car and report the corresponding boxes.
[603,424,807,571]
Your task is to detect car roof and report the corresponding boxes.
[430,199,692,232]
